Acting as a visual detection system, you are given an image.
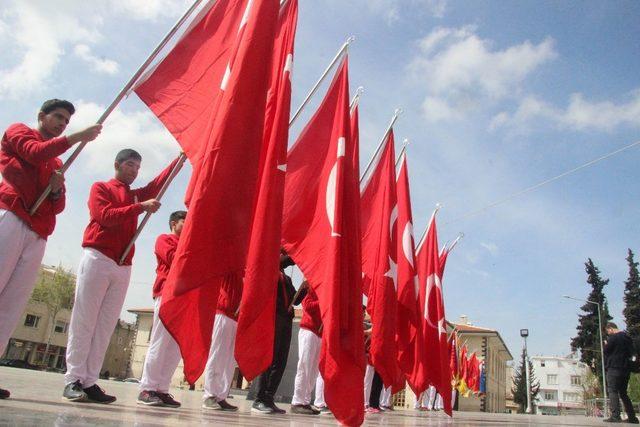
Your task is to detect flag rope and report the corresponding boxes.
[29,0,205,215]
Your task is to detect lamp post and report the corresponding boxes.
[562,295,608,417]
[520,329,532,414]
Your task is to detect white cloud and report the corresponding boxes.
[409,26,557,122]
[0,1,102,99]
[67,101,180,180]
[492,90,640,133]
[74,44,119,75]
[110,0,192,21]
[480,242,499,256]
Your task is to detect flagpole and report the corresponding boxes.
[416,204,442,253]
[447,233,464,253]
[118,153,187,265]
[360,108,402,185]
[289,36,355,127]
[350,86,364,112]
[29,0,205,216]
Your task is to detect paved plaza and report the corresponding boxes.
[0,367,610,426]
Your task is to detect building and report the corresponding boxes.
[101,320,136,379]
[392,315,513,413]
[531,355,588,416]
[2,265,136,378]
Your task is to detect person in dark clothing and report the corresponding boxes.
[251,250,307,414]
[369,371,384,411]
[603,322,638,424]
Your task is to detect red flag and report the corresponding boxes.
[136,0,280,382]
[448,331,459,382]
[467,352,480,392]
[282,59,365,426]
[360,130,402,391]
[415,211,452,416]
[394,149,420,390]
[234,0,298,382]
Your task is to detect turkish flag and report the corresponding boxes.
[281,58,365,426]
[467,352,480,392]
[360,130,403,391]
[136,0,280,382]
[415,211,453,415]
[234,0,298,382]
[394,149,421,391]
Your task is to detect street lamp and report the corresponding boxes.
[520,329,532,414]
[562,295,607,417]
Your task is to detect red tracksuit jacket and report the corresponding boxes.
[152,233,179,298]
[81,158,178,266]
[0,123,69,238]
[300,286,322,337]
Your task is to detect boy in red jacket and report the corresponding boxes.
[63,148,179,404]
[291,283,322,415]
[137,210,186,408]
[0,99,101,399]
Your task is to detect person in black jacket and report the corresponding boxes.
[251,249,307,414]
[603,322,638,423]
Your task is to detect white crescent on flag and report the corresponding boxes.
[325,137,345,237]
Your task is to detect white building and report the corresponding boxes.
[531,355,589,416]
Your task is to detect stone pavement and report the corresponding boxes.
[0,367,609,426]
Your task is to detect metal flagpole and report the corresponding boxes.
[416,204,442,252]
[360,108,402,187]
[30,0,206,215]
[350,86,364,112]
[289,36,355,127]
[118,153,188,265]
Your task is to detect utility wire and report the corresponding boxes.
[447,140,640,225]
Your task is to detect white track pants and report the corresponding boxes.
[203,313,237,401]
[0,210,46,356]
[364,364,375,406]
[65,248,131,387]
[292,328,321,405]
[428,385,437,409]
[140,297,182,393]
[314,374,326,407]
[380,386,392,407]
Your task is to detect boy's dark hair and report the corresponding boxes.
[606,322,618,330]
[169,210,187,228]
[115,149,142,164]
[40,99,75,115]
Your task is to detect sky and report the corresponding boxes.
[1,0,639,362]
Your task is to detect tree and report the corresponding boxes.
[623,249,640,340]
[511,348,540,414]
[570,258,612,386]
[30,265,76,366]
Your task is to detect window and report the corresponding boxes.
[54,320,68,334]
[547,374,558,385]
[24,314,40,328]
[540,360,546,367]
[570,375,581,386]
[563,392,580,403]
[544,390,557,401]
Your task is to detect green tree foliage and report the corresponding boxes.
[511,348,540,413]
[624,249,640,340]
[570,259,612,385]
[30,265,76,365]
[629,374,640,403]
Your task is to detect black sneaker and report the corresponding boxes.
[83,384,116,404]
[252,401,275,414]
[604,417,622,423]
[63,381,87,402]
[217,399,238,412]
[317,406,332,415]
[157,392,181,408]
[0,388,10,399]
[291,404,320,415]
[627,418,640,424]
[137,390,163,406]
[269,402,286,414]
